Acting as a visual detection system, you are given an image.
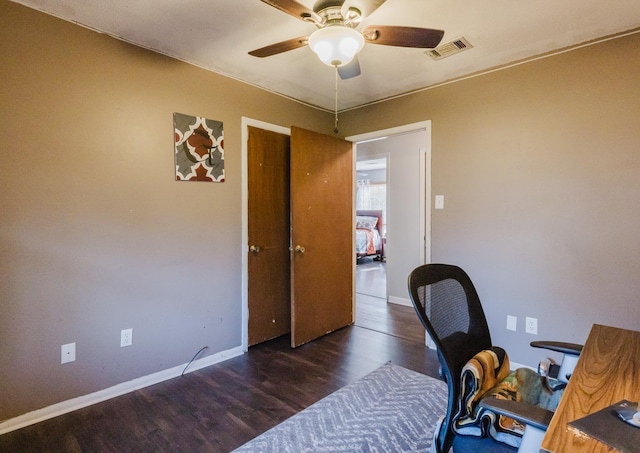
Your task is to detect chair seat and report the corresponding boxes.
[453,433,517,453]
[453,348,565,449]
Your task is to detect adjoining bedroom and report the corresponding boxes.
[355,157,386,293]
[355,157,392,335]
[356,156,387,262]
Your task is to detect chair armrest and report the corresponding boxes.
[479,396,554,431]
[530,341,583,356]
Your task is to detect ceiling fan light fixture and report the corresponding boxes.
[308,25,364,67]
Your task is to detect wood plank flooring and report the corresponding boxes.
[0,326,439,453]
[355,259,425,344]
[356,293,426,344]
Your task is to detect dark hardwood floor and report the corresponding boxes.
[355,258,425,344]
[0,326,439,453]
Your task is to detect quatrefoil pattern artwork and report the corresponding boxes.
[174,112,224,182]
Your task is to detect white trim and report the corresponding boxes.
[0,345,244,435]
[351,143,358,323]
[240,117,291,352]
[423,123,432,264]
[388,296,412,307]
[510,360,535,371]
[346,121,430,144]
[419,146,427,265]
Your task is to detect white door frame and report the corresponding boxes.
[347,120,432,298]
[240,117,291,352]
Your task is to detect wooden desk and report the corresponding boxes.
[541,324,640,453]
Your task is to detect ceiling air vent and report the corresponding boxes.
[426,37,473,60]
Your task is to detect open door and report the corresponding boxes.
[290,126,354,347]
[247,127,291,346]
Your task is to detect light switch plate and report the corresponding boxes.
[506,315,517,331]
[61,342,76,364]
[435,195,444,209]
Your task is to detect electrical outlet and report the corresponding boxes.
[525,317,538,335]
[506,315,517,331]
[61,342,76,364]
[121,328,133,347]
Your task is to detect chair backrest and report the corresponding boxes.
[408,264,493,452]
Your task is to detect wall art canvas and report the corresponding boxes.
[174,112,224,182]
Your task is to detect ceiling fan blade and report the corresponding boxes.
[341,0,387,21]
[362,25,445,48]
[249,36,308,58]
[338,57,361,80]
[259,0,321,23]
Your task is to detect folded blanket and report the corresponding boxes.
[453,347,511,436]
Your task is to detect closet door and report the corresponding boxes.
[290,126,354,347]
[247,127,291,346]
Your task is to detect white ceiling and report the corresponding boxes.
[14,0,640,111]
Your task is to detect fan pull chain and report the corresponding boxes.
[334,66,339,135]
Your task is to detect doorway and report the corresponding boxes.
[348,122,432,343]
[355,155,389,327]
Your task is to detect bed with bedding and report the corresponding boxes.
[355,210,384,261]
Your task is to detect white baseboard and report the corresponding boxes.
[388,296,412,307]
[0,345,244,435]
[510,360,535,371]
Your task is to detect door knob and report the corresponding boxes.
[249,245,261,253]
[294,245,306,253]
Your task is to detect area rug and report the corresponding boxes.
[232,363,448,452]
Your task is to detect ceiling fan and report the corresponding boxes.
[249,0,445,79]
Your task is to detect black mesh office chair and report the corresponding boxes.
[408,264,582,453]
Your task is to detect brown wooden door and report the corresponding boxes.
[247,126,291,346]
[290,126,354,347]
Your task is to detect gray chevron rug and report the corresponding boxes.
[232,363,448,452]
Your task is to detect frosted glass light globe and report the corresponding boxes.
[308,26,365,67]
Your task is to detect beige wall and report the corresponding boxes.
[0,1,332,422]
[3,0,640,425]
[341,32,640,366]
